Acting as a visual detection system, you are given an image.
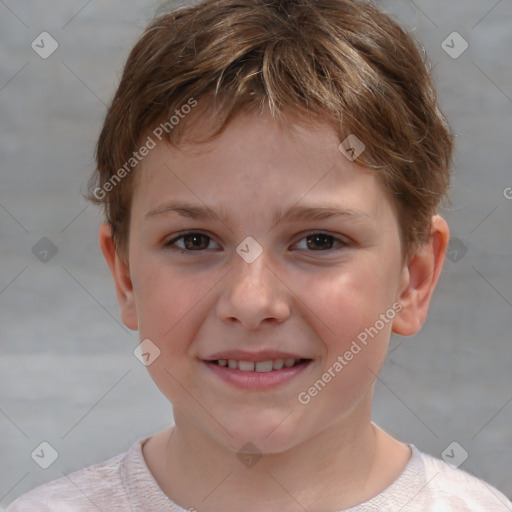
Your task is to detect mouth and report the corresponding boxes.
[210,357,308,372]
[201,352,313,389]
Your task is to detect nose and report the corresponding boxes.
[216,251,291,330]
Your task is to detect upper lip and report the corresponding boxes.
[202,350,311,362]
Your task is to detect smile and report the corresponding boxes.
[203,358,313,389]
[215,358,304,372]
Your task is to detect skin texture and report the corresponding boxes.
[100,109,449,511]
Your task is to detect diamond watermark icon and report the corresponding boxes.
[31,441,59,469]
[441,32,468,59]
[441,441,468,468]
[134,338,161,366]
[446,237,468,263]
[236,236,263,264]
[338,134,365,161]
[31,32,59,59]
[237,442,262,468]
[32,237,58,262]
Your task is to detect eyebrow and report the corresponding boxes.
[144,201,371,226]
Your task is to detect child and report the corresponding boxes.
[8,0,512,510]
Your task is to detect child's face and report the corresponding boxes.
[114,111,412,452]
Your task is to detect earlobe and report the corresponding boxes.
[392,215,450,337]
[98,223,138,331]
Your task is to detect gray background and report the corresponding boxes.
[1,0,511,508]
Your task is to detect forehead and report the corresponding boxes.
[131,111,397,228]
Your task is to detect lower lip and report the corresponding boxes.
[202,360,312,390]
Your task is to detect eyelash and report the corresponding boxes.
[164,231,349,254]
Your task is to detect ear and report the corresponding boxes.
[392,215,450,336]
[99,223,138,331]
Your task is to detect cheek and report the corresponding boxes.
[133,267,211,405]
[294,262,397,406]
[294,271,393,425]
[133,265,209,355]
[299,265,397,344]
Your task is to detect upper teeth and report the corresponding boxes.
[217,358,299,372]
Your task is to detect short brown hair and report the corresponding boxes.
[87,0,453,260]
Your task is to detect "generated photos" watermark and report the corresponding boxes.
[298,302,402,405]
[93,97,197,200]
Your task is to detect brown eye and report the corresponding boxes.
[166,232,218,251]
[306,234,335,251]
[294,233,347,252]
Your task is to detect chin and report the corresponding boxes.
[213,414,306,455]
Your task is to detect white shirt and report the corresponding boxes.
[6,437,512,511]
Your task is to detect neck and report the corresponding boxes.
[143,403,410,511]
